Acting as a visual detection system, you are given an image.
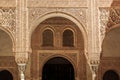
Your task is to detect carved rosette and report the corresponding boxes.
[29,7,87,28]
[99,8,110,41]
[0,8,16,35]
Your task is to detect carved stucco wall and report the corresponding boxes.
[0,0,119,80]
[0,0,114,65]
[0,0,113,66]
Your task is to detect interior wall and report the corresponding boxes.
[0,29,13,56]
[102,27,120,57]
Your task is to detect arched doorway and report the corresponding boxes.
[0,70,13,80]
[103,70,119,80]
[42,57,75,80]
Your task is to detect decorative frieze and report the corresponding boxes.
[39,52,78,65]
[0,8,16,34]
[29,7,87,28]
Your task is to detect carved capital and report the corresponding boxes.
[15,52,29,64]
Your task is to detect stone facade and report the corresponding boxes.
[0,0,119,80]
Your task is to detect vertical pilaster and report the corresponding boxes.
[88,0,100,61]
[15,0,29,80]
[88,0,100,79]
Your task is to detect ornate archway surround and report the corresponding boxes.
[38,50,78,80]
[31,49,85,80]
[30,8,88,80]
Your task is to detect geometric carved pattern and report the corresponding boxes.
[0,8,16,34]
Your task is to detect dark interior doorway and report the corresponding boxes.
[42,57,75,80]
[103,70,119,80]
[0,70,13,80]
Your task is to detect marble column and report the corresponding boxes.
[18,64,26,80]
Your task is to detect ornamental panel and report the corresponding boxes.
[0,8,16,35]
